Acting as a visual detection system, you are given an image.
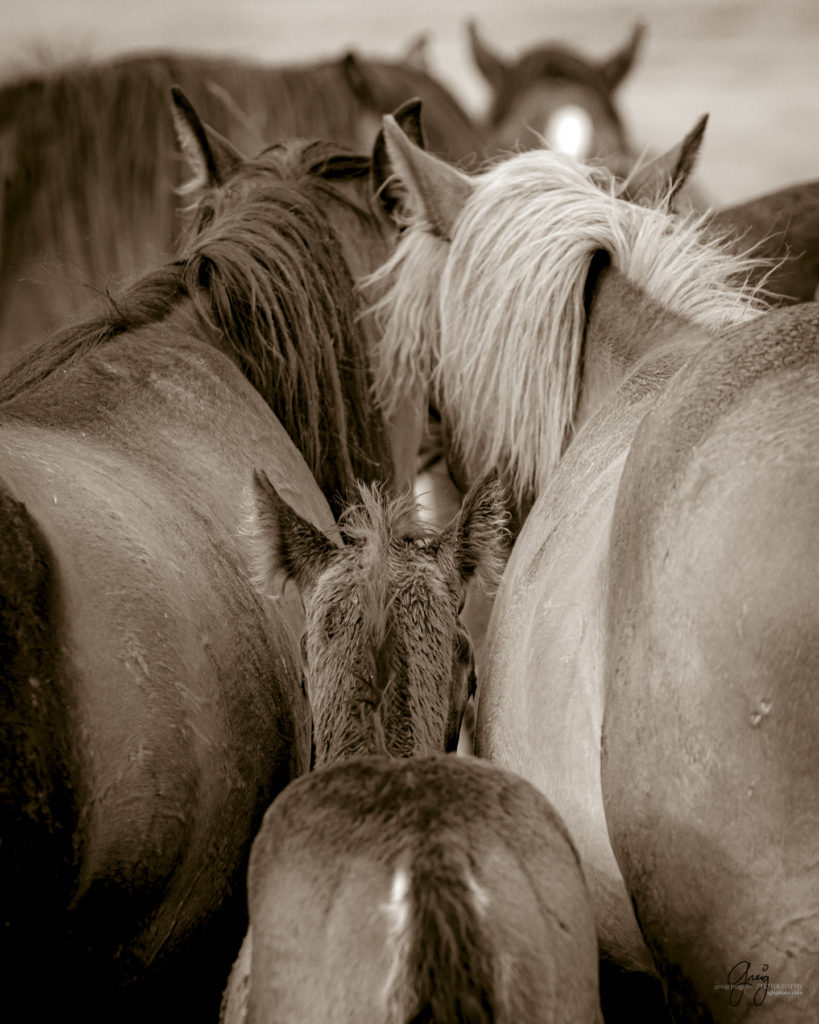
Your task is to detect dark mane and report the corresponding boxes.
[0,142,393,514]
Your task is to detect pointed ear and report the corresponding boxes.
[441,475,512,594]
[371,98,426,218]
[621,114,707,207]
[598,23,645,92]
[250,469,341,599]
[403,31,430,73]
[341,51,379,109]
[379,113,474,239]
[466,20,509,94]
[170,85,244,189]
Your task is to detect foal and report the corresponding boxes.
[221,478,603,1023]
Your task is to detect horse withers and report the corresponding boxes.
[368,114,818,1021]
[220,478,603,1024]
[0,91,423,1022]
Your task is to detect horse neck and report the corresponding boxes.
[576,263,709,428]
[313,671,447,770]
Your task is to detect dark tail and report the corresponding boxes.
[390,840,500,1024]
[0,486,77,959]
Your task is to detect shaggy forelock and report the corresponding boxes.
[367,146,771,511]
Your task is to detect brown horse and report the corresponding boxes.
[466,19,643,169]
[220,478,603,1023]
[0,92,422,1022]
[0,47,485,359]
[708,177,819,303]
[367,115,818,1022]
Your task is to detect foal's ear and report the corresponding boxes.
[621,114,708,207]
[598,23,645,92]
[466,20,509,94]
[441,476,512,594]
[371,98,426,219]
[379,113,474,239]
[170,86,244,190]
[250,470,341,599]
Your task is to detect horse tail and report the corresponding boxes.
[0,485,77,956]
[386,838,500,1024]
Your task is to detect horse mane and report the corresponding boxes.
[366,149,770,511]
[0,142,393,514]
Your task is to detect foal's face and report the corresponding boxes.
[300,527,476,765]
[250,476,510,768]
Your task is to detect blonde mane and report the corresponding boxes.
[366,148,770,510]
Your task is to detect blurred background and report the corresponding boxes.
[2,0,817,204]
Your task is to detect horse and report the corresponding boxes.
[708,177,819,303]
[410,169,819,536]
[0,47,485,360]
[0,90,424,1022]
[220,478,602,1024]
[466,19,644,170]
[366,114,819,1022]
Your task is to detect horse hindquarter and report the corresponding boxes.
[0,340,323,1015]
[602,306,819,1020]
[476,410,657,977]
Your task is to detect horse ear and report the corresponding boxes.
[621,114,708,207]
[250,470,341,599]
[371,98,426,218]
[466,20,509,94]
[441,475,511,594]
[598,23,645,92]
[379,113,474,239]
[170,86,244,189]
[403,31,431,73]
[341,51,379,109]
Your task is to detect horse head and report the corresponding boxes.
[248,472,510,767]
[365,111,761,521]
[467,20,644,169]
[169,88,433,509]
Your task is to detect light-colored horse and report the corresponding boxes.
[220,479,603,1023]
[367,115,818,1022]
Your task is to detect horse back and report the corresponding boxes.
[603,303,819,1019]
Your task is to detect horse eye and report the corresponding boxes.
[467,667,477,700]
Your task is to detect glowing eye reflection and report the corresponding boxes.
[546,104,594,159]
